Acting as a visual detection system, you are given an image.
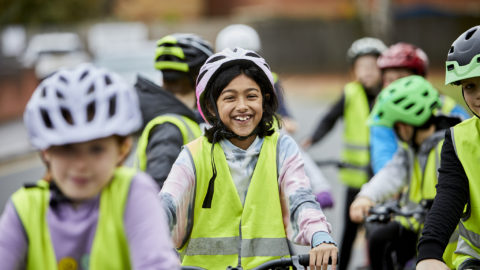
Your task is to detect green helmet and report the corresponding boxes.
[445,25,480,85]
[368,75,441,127]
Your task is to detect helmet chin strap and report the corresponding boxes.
[410,127,420,152]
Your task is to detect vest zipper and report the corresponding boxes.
[236,220,243,269]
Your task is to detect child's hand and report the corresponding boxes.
[349,196,374,223]
[416,259,449,270]
[309,243,338,270]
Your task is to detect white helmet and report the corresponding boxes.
[215,24,261,52]
[24,63,142,150]
[196,47,274,123]
[347,37,387,63]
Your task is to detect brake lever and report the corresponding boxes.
[291,255,304,270]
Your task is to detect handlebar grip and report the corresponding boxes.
[298,254,310,265]
[296,254,335,266]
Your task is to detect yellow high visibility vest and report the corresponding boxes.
[340,82,371,188]
[136,114,202,170]
[11,167,135,270]
[180,132,290,269]
[451,117,480,268]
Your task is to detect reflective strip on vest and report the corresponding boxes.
[136,114,202,170]
[184,237,290,257]
[181,132,290,269]
[340,82,371,188]
[11,167,135,270]
[452,117,480,261]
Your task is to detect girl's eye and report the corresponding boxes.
[248,94,258,99]
[51,145,73,155]
[224,96,234,101]
[90,145,105,154]
[464,83,476,90]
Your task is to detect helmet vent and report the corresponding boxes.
[59,76,68,84]
[246,52,260,58]
[447,64,455,71]
[86,102,96,122]
[422,90,429,97]
[430,101,438,109]
[378,111,384,118]
[264,63,271,70]
[60,107,73,125]
[449,46,454,54]
[108,95,117,118]
[416,108,424,116]
[104,75,112,86]
[87,84,95,95]
[56,90,64,99]
[79,70,89,81]
[197,69,207,84]
[40,108,53,129]
[466,29,476,40]
[393,96,405,104]
[404,103,415,110]
[206,55,226,64]
[477,57,480,63]
[41,87,47,97]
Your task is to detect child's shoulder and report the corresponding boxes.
[131,170,160,192]
[276,132,301,156]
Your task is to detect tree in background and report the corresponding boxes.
[0,0,115,25]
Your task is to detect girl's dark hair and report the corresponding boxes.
[203,61,279,143]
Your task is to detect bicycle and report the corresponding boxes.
[365,200,432,270]
[180,254,334,270]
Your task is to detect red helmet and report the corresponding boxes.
[377,42,429,76]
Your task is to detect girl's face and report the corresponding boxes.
[462,77,480,116]
[42,136,131,202]
[216,74,263,149]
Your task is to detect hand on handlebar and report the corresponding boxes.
[310,243,338,270]
[349,196,374,223]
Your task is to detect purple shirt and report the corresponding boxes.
[0,171,180,270]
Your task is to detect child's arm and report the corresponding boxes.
[277,135,332,245]
[124,172,180,269]
[0,200,28,269]
[357,145,410,203]
[159,148,196,248]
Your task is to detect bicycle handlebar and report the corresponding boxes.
[315,160,363,170]
[366,200,432,224]
[250,254,310,270]
[181,254,334,270]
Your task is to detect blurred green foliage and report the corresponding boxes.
[0,0,115,26]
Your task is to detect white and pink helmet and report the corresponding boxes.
[195,47,274,123]
[24,64,142,150]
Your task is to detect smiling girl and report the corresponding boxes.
[0,64,179,269]
[159,48,337,270]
